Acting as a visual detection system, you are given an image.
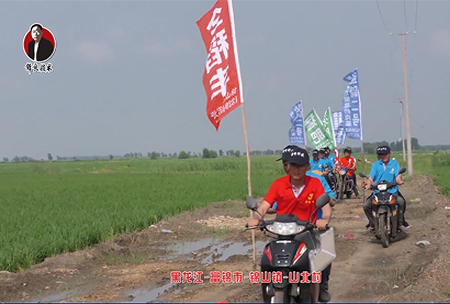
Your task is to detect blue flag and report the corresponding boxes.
[289,101,306,146]
[332,111,346,145]
[341,69,363,140]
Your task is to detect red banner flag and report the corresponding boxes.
[196,0,243,131]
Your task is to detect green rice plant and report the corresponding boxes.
[0,157,282,272]
[0,152,448,272]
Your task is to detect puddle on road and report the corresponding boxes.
[128,238,268,302]
[128,281,179,303]
[30,290,75,303]
[163,238,267,264]
[201,240,267,264]
[166,238,217,256]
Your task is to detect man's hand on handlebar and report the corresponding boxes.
[316,219,328,230]
[247,219,260,228]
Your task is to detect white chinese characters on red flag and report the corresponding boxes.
[196,0,242,131]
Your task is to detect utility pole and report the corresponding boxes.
[398,98,406,161]
[400,32,413,176]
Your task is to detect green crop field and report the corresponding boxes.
[0,151,449,272]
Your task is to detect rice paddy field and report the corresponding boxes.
[0,151,449,272]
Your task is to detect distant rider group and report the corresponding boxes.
[247,144,409,303]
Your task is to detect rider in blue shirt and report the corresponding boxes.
[319,149,334,170]
[309,149,328,174]
[325,147,336,166]
[362,145,408,231]
[320,148,337,191]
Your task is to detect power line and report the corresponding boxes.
[403,0,408,30]
[408,0,418,86]
[375,0,390,33]
[389,34,400,108]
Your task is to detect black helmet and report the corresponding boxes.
[344,147,352,153]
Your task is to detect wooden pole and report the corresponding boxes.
[401,32,414,175]
[240,104,256,264]
[227,0,256,264]
[360,142,365,163]
[399,98,406,161]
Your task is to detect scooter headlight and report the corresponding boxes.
[377,184,387,191]
[267,222,305,236]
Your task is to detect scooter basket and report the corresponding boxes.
[308,227,336,273]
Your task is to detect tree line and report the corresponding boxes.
[2,137,449,163]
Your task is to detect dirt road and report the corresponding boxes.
[1,174,450,302]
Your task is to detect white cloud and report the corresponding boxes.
[430,29,450,57]
[75,41,114,62]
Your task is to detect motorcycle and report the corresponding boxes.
[245,194,336,303]
[336,166,355,200]
[359,167,406,248]
[323,165,337,192]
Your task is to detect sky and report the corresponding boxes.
[1,0,449,159]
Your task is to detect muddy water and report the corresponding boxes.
[162,237,267,264]
[126,237,267,302]
[129,282,179,303]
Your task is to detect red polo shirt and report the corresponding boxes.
[340,156,356,176]
[264,175,326,224]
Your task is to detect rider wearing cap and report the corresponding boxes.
[271,146,337,211]
[324,147,335,166]
[361,145,409,231]
[324,147,338,190]
[262,146,335,302]
[309,149,328,176]
[339,147,360,197]
[319,148,337,191]
[248,146,332,303]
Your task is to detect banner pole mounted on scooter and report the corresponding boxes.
[196,0,256,264]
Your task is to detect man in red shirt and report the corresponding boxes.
[248,147,331,227]
[247,147,332,302]
[339,147,360,197]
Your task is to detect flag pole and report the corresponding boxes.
[227,0,256,265]
[240,104,256,264]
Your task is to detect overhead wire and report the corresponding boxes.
[374,0,399,106]
[403,0,408,31]
[408,0,418,86]
[375,0,390,34]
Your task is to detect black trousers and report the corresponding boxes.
[322,263,331,284]
[351,174,359,195]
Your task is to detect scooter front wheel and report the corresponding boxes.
[271,287,291,303]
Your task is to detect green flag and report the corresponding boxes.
[322,107,336,150]
[304,109,334,149]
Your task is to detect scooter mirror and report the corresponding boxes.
[245,196,258,211]
[315,194,330,209]
[398,167,406,175]
[359,172,367,178]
